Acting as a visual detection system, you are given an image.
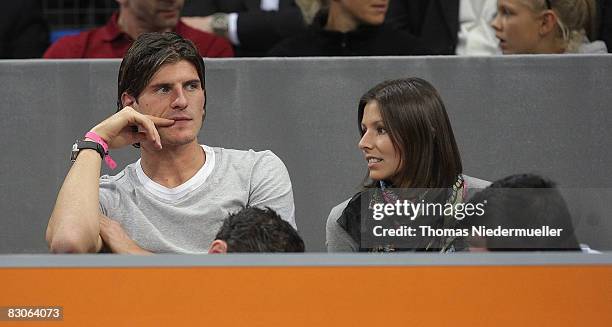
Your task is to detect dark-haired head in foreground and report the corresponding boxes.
[209,207,305,253]
[466,174,580,251]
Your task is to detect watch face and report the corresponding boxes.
[70,141,79,162]
[212,13,229,34]
[70,140,104,163]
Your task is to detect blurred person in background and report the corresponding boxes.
[268,0,423,56]
[385,0,500,55]
[491,0,606,54]
[44,0,233,58]
[0,0,49,58]
[181,0,307,56]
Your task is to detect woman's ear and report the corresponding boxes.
[539,10,559,36]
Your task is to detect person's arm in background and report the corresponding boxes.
[233,8,306,52]
[182,0,307,55]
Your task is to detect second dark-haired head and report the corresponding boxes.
[209,207,305,253]
[358,77,462,189]
[466,174,580,251]
[117,32,206,112]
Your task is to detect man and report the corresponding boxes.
[181,0,307,56]
[268,0,423,56]
[46,32,295,253]
[44,0,233,58]
[209,207,305,253]
[464,174,581,251]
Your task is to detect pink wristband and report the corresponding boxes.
[85,131,117,169]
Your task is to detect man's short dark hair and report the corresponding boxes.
[117,32,206,111]
[466,174,580,251]
[215,207,305,252]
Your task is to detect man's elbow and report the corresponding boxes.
[46,230,98,254]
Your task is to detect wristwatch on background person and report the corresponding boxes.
[211,13,229,37]
[70,140,105,162]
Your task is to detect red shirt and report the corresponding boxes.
[44,12,234,58]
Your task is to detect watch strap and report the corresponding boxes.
[85,131,117,169]
[71,140,105,162]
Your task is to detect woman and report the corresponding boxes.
[268,0,423,56]
[491,0,607,54]
[326,78,490,252]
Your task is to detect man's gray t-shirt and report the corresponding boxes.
[99,145,295,253]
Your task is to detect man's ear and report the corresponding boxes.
[208,240,228,254]
[202,88,207,120]
[121,92,137,109]
[539,10,558,36]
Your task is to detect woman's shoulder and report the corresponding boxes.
[463,175,491,188]
[462,174,491,199]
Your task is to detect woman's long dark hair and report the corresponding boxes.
[358,78,462,189]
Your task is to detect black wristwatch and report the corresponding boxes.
[211,13,229,36]
[71,140,105,162]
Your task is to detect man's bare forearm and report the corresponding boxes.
[47,149,104,253]
[46,107,173,253]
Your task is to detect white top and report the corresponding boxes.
[135,145,216,202]
[260,0,280,11]
[99,146,296,253]
[576,39,608,54]
[456,0,500,55]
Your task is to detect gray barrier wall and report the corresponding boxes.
[2,252,610,267]
[1,56,611,253]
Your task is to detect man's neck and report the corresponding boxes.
[139,142,206,188]
[117,10,172,40]
[325,6,358,33]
